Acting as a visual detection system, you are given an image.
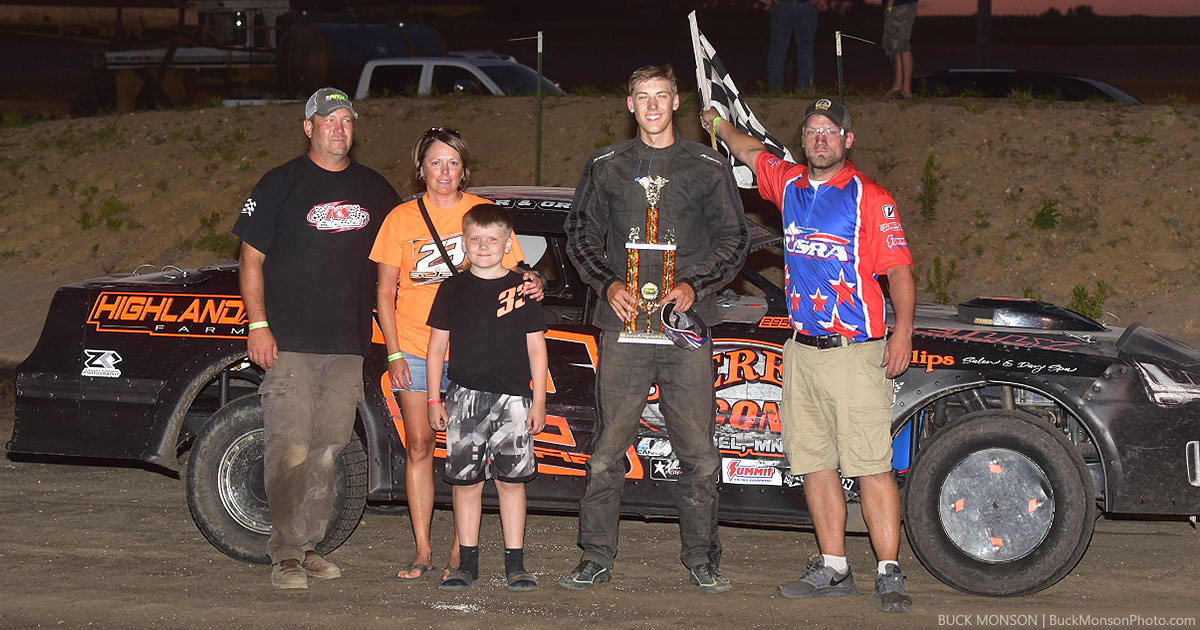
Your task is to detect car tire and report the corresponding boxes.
[184,395,368,564]
[903,409,1095,596]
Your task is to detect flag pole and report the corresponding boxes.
[510,33,545,185]
[836,30,845,104]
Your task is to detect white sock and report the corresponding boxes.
[822,554,848,573]
[878,560,899,575]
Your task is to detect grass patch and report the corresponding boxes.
[99,195,129,231]
[196,211,239,259]
[1031,199,1061,230]
[924,255,959,305]
[1069,280,1109,320]
[917,153,939,221]
[53,123,119,153]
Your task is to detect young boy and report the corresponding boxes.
[426,203,548,592]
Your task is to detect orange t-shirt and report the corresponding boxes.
[369,192,525,358]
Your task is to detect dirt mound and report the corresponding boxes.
[1,95,1197,360]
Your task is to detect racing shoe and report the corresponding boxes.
[559,560,611,590]
[777,558,858,598]
[689,563,732,593]
[875,563,913,613]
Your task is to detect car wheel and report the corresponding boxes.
[903,409,1095,596]
[184,395,368,564]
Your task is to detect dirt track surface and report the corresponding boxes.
[1,371,1197,629]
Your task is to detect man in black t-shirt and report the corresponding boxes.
[232,87,400,589]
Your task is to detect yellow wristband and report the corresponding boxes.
[387,351,404,362]
[248,321,268,330]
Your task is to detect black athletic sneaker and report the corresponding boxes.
[559,560,611,590]
[689,563,732,593]
[777,557,858,598]
[875,563,913,613]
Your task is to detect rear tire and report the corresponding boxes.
[185,396,367,564]
[903,410,1095,596]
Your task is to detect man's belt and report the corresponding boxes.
[791,330,882,349]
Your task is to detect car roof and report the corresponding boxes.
[917,68,1141,103]
[469,185,782,252]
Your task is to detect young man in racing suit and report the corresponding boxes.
[561,64,749,593]
[702,99,916,612]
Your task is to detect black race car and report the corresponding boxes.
[10,186,1200,597]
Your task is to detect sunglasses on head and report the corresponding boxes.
[423,126,461,139]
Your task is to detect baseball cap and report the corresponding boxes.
[305,87,358,119]
[660,302,710,351]
[803,98,851,131]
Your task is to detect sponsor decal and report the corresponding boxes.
[722,458,782,486]
[717,434,784,457]
[919,328,1082,351]
[910,349,956,372]
[782,473,804,487]
[960,356,1078,374]
[82,349,122,378]
[758,315,792,329]
[879,221,902,232]
[87,292,247,339]
[886,234,907,249]
[490,198,572,210]
[637,437,673,458]
[240,198,256,216]
[713,343,785,436]
[784,224,850,262]
[306,201,369,232]
[882,204,896,219]
[650,458,682,481]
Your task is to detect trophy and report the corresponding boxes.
[619,175,676,345]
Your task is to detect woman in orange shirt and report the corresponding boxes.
[371,127,541,581]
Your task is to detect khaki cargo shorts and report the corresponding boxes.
[781,338,894,478]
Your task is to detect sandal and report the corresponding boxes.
[393,563,436,582]
[440,568,478,591]
[506,570,539,592]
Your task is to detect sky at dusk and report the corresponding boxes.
[911,0,1198,16]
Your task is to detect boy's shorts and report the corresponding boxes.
[781,338,894,478]
[442,382,538,485]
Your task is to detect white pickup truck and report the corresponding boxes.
[354,51,565,98]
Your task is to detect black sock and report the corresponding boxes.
[459,545,479,580]
[505,547,526,576]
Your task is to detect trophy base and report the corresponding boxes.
[618,331,673,345]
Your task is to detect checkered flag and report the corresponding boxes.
[689,11,795,189]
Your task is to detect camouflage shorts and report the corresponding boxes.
[442,382,537,484]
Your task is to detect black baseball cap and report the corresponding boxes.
[803,98,852,131]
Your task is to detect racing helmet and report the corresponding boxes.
[660,302,710,351]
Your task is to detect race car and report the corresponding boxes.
[10,186,1200,597]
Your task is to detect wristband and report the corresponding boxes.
[712,115,724,130]
[428,398,443,406]
[248,321,269,330]
[386,351,404,362]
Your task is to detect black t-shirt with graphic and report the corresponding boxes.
[427,270,546,396]
[233,154,400,354]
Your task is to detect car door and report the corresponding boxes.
[429,62,493,95]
